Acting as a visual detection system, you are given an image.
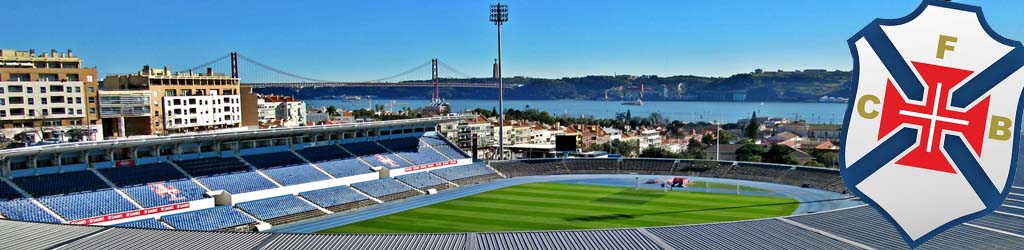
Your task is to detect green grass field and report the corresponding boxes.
[320,182,798,234]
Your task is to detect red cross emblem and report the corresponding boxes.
[878,62,991,173]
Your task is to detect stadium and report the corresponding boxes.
[0,116,1020,249]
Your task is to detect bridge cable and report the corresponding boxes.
[237,55,332,83]
[437,61,475,79]
[176,54,230,74]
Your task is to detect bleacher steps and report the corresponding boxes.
[291,150,338,179]
[295,195,333,214]
[485,164,508,179]
[418,138,453,161]
[235,156,285,188]
[158,219,176,229]
[166,161,213,192]
[394,179,426,194]
[90,169,145,210]
[1,178,34,199]
[375,141,415,166]
[428,172,459,188]
[30,198,68,223]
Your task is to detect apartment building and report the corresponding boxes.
[0,49,102,144]
[102,66,241,136]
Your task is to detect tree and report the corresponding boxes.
[327,106,338,118]
[626,109,632,121]
[762,145,799,165]
[491,106,498,117]
[745,111,759,139]
[640,147,683,158]
[735,143,767,162]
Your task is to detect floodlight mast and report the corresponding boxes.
[490,3,508,160]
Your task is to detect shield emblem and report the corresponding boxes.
[841,0,1024,248]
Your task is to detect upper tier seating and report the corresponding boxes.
[341,141,389,156]
[121,179,207,208]
[342,142,411,169]
[297,146,374,178]
[0,180,23,200]
[379,138,450,165]
[395,172,450,189]
[99,163,207,207]
[620,159,675,174]
[236,195,325,225]
[242,152,306,169]
[174,157,250,177]
[299,186,373,210]
[421,136,470,159]
[564,159,619,173]
[115,218,170,229]
[260,164,331,186]
[162,206,256,231]
[12,171,110,196]
[38,189,138,221]
[197,172,278,194]
[490,159,569,177]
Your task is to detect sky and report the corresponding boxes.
[4,0,1023,81]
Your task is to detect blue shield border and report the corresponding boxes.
[840,0,1024,248]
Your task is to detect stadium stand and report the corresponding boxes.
[38,190,139,221]
[430,163,502,185]
[235,195,326,225]
[342,142,412,169]
[620,158,675,175]
[242,151,306,169]
[11,171,139,221]
[396,171,452,191]
[378,137,450,165]
[162,206,258,232]
[114,218,170,229]
[296,146,374,178]
[490,159,569,177]
[196,171,279,194]
[351,178,420,202]
[98,163,207,207]
[174,157,250,177]
[421,135,470,159]
[298,186,377,212]
[259,164,331,186]
[0,198,61,223]
[564,158,619,173]
[725,162,791,183]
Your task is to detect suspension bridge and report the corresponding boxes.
[177,52,505,89]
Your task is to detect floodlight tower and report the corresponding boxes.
[490,3,508,160]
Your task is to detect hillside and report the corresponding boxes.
[257,70,852,102]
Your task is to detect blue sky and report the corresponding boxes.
[4,0,1022,81]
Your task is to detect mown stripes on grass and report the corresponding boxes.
[320,182,797,234]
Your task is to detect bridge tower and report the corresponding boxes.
[230,52,239,78]
[431,59,439,104]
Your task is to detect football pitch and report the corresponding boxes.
[320,182,798,233]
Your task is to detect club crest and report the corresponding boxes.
[841,0,1024,248]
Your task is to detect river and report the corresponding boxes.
[305,99,848,124]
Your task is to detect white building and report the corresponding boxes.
[163,93,241,130]
[256,95,306,128]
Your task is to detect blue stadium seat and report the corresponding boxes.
[115,218,170,229]
[379,138,451,165]
[235,195,318,221]
[296,145,349,162]
[430,163,498,181]
[38,189,139,221]
[121,179,207,208]
[174,157,250,177]
[98,163,186,187]
[242,152,307,169]
[0,199,62,223]
[162,206,256,231]
[341,141,389,156]
[396,172,449,189]
[0,180,24,201]
[351,179,414,198]
[421,136,469,159]
[260,164,331,186]
[197,172,278,194]
[299,186,371,208]
[13,171,111,196]
[298,146,374,177]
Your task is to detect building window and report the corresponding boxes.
[76,97,82,104]
[40,87,46,93]
[65,87,72,93]
[75,86,81,93]
[50,96,64,103]
[66,74,80,81]
[41,98,47,104]
[9,74,29,81]
[26,87,33,93]
[89,108,96,114]
[39,74,58,81]
[87,87,95,92]
[50,85,62,92]
[88,97,95,103]
[7,86,23,93]
[77,109,83,115]
[0,99,4,105]
[42,109,48,116]
[8,97,24,104]
[51,108,66,115]
[0,110,5,117]
[27,98,33,105]
[9,108,23,116]
[66,97,73,103]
